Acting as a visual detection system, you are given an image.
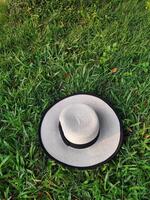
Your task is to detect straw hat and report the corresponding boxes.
[39,94,123,169]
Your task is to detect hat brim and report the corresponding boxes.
[39,94,123,169]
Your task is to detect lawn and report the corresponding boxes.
[0,0,150,199]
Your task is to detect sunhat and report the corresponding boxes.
[39,93,123,169]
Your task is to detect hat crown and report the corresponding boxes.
[59,104,100,145]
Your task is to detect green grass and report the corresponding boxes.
[0,0,150,199]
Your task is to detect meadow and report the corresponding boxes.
[0,0,150,199]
